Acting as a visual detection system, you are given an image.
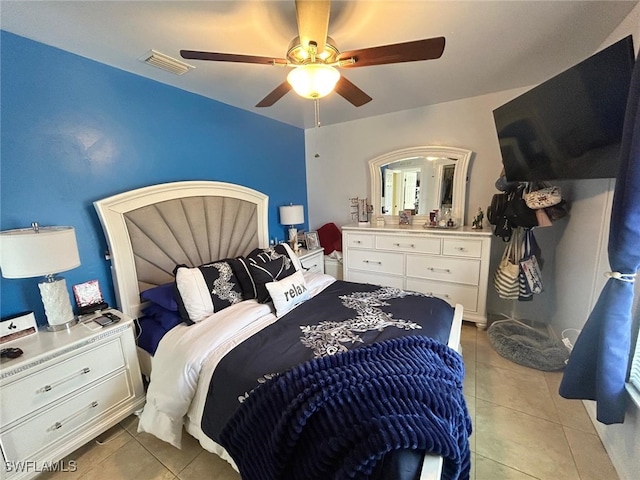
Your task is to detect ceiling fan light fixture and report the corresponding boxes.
[287,64,340,99]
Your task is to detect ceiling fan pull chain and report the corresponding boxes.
[314,98,321,158]
[314,98,321,128]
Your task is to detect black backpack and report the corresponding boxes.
[488,192,513,242]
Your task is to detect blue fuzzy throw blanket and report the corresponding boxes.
[219,335,471,480]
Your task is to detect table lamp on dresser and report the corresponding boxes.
[0,222,81,331]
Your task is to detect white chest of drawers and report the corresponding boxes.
[0,311,145,480]
[342,224,492,328]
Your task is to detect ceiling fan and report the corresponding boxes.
[180,0,445,108]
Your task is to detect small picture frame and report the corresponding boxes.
[304,231,320,250]
[297,231,307,249]
[399,210,412,225]
[73,280,106,313]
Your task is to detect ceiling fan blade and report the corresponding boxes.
[337,37,445,68]
[180,50,288,66]
[295,0,330,57]
[334,76,372,107]
[255,81,292,108]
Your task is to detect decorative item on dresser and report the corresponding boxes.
[0,309,145,480]
[349,197,373,225]
[342,224,492,329]
[303,231,320,251]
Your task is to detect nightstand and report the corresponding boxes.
[297,248,325,274]
[0,309,145,480]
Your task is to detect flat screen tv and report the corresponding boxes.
[493,35,635,182]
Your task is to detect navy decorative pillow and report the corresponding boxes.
[227,257,258,301]
[140,283,178,312]
[142,303,183,330]
[247,244,299,270]
[246,245,298,303]
[174,261,244,323]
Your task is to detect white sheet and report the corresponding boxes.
[137,272,336,452]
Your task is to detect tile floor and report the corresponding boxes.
[40,322,618,480]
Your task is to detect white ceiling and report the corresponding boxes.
[1,1,637,129]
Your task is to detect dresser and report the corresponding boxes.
[342,224,492,328]
[0,311,145,480]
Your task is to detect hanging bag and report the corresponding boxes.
[505,184,538,228]
[518,229,534,301]
[493,228,522,300]
[488,192,509,225]
[524,185,562,209]
[520,230,544,294]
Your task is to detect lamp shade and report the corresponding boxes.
[287,64,340,99]
[0,226,81,279]
[279,205,304,226]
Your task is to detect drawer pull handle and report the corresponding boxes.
[363,260,382,265]
[393,243,415,248]
[50,401,98,431]
[354,240,362,244]
[455,247,467,252]
[427,292,451,299]
[41,367,91,393]
[427,267,451,273]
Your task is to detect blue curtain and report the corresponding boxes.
[559,50,640,424]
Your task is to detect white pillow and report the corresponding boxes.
[265,270,310,317]
[175,261,244,323]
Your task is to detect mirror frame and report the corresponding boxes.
[369,146,472,226]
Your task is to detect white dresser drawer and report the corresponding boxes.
[376,235,441,254]
[443,238,483,258]
[347,249,404,275]
[1,370,133,462]
[347,270,404,289]
[2,339,126,426]
[406,256,480,285]
[345,233,374,249]
[299,250,324,273]
[406,278,479,312]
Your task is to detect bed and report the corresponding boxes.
[94,181,470,480]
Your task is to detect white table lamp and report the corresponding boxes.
[0,223,81,331]
[279,205,304,250]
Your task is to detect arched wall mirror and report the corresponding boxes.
[369,146,472,226]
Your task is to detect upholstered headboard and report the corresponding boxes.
[94,181,269,317]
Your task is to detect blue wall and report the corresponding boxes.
[0,31,307,324]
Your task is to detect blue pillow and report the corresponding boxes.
[141,303,183,330]
[140,283,178,312]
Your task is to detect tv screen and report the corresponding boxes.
[493,35,635,182]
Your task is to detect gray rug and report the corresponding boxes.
[487,320,569,371]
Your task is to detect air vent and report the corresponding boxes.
[139,50,195,75]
